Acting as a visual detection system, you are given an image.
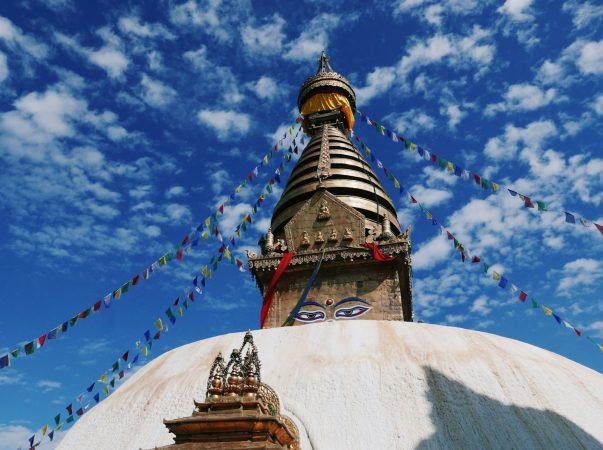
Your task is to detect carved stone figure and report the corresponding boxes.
[328,228,338,242]
[245,249,257,259]
[315,231,324,243]
[343,227,353,241]
[317,200,330,220]
[300,231,310,246]
[274,238,287,253]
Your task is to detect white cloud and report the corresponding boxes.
[0,51,7,82]
[165,203,191,222]
[584,321,603,339]
[409,184,453,207]
[386,109,436,136]
[165,186,186,199]
[197,109,250,141]
[484,120,557,161]
[593,94,603,115]
[241,14,286,56]
[284,14,349,61]
[88,47,129,78]
[536,59,564,85]
[497,0,534,21]
[576,39,603,75]
[557,258,603,293]
[413,235,452,270]
[355,67,396,105]
[117,15,174,39]
[440,103,465,129]
[486,83,557,115]
[37,379,62,391]
[0,16,48,59]
[139,74,176,108]
[563,1,603,29]
[247,76,283,102]
[470,296,494,316]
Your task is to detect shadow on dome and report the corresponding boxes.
[416,366,601,450]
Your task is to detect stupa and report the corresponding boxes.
[57,54,603,450]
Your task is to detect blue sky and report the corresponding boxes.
[0,0,602,447]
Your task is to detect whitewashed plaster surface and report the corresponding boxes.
[58,321,603,450]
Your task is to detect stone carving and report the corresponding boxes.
[316,124,332,182]
[274,238,287,253]
[315,231,324,244]
[264,228,274,254]
[245,249,258,259]
[300,231,310,246]
[328,228,338,242]
[317,199,330,220]
[343,227,353,241]
[377,214,395,241]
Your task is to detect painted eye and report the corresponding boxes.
[295,310,326,323]
[334,305,371,319]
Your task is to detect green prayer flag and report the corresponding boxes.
[482,263,489,274]
[24,341,35,355]
[56,423,63,431]
[103,386,110,395]
[121,281,129,294]
[10,348,19,358]
[165,253,173,262]
[66,416,74,423]
[536,201,547,211]
[54,414,60,425]
[69,315,79,327]
[183,299,189,309]
[481,178,489,189]
[532,299,538,308]
[109,378,115,388]
[404,140,410,150]
[112,361,119,372]
[266,184,272,193]
[438,158,447,169]
[285,153,291,161]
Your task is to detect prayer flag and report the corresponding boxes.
[155,318,163,331]
[508,189,517,196]
[119,370,125,379]
[121,281,130,294]
[99,372,107,382]
[29,435,35,447]
[474,174,480,185]
[66,404,73,415]
[54,414,60,425]
[142,347,149,356]
[159,256,167,267]
[142,268,149,280]
[111,361,119,372]
[10,348,19,357]
[0,354,8,368]
[483,263,490,273]
[49,430,55,441]
[47,328,58,340]
[218,204,224,214]
[536,201,546,211]
[122,351,129,362]
[491,182,499,192]
[153,331,161,340]
[543,306,552,315]
[471,256,481,263]
[176,249,183,261]
[144,330,151,341]
[76,408,83,416]
[481,178,489,190]
[24,341,35,355]
[37,335,46,348]
[492,271,501,281]
[78,308,91,319]
[132,354,139,364]
[447,161,454,173]
[42,424,48,436]
[410,195,417,203]
[594,223,603,235]
[498,277,508,289]
[519,291,527,302]
[113,288,122,300]
[564,212,575,223]
[93,393,100,403]
[103,386,110,395]
[92,300,102,312]
[109,378,115,388]
[66,415,74,423]
[553,314,562,324]
[523,196,534,208]
[574,328,582,336]
[87,382,95,392]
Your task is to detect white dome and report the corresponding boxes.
[58,321,603,450]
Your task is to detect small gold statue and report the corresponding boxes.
[317,200,330,220]
[328,228,338,242]
[300,231,310,246]
[343,227,353,241]
[315,231,324,243]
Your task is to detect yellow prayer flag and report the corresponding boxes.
[42,424,48,436]
[142,347,149,356]
[99,372,107,383]
[394,178,400,188]
[204,217,211,228]
[447,162,454,173]
[202,231,209,240]
[235,185,241,193]
[492,182,499,192]
[410,143,417,151]
[224,247,231,259]
[542,306,552,315]
[263,155,268,164]
[492,271,501,281]
[426,212,432,220]
[159,256,166,267]
[288,126,293,134]
[177,307,183,317]
[103,386,110,395]
[155,318,163,331]
[113,288,121,300]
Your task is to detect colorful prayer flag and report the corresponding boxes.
[564,212,575,224]
[543,306,552,315]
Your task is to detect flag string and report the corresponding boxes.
[355,109,603,238]
[22,131,304,449]
[350,130,603,355]
[0,120,303,371]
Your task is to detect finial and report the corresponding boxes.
[317,51,333,74]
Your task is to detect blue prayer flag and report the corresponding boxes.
[564,212,576,223]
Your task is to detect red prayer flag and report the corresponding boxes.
[473,174,481,185]
[122,351,129,362]
[38,335,46,348]
[519,291,527,302]
[446,231,454,240]
[132,274,140,286]
[523,196,534,208]
[471,256,481,263]
[260,252,295,328]
[173,297,179,306]
[176,249,183,261]
[218,204,224,214]
[76,408,83,416]
[595,223,603,236]
[431,154,437,163]
[181,235,189,245]
[410,196,417,204]
[574,328,582,336]
[93,300,102,311]
[188,292,194,301]
[362,243,395,261]
[66,404,73,415]
[247,173,253,181]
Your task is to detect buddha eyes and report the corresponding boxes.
[295,310,326,323]
[334,305,371,319]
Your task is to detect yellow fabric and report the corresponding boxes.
[301,92,355,130]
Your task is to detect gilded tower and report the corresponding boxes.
[249,53,413,328]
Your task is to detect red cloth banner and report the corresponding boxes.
[260,252,294,328]
[362,243,394,261]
